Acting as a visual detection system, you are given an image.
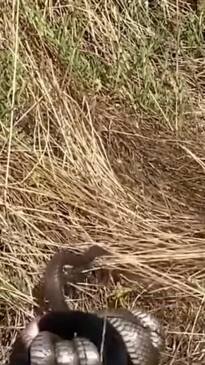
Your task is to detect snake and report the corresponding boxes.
[9,245,164,365]
[42,245,164,365]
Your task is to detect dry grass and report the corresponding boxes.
[1,0,205,364]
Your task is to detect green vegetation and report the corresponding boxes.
[1,1,205,364]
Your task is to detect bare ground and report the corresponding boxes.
[0,1,205,364]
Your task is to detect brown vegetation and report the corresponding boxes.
[0,1,205,364]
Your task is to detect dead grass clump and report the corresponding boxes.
[0,1,205,364]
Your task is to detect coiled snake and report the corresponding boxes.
[9,245,164,365]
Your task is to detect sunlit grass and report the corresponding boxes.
[0,1,205,364]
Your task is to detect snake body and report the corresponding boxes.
[42,245,164,365]
[9,246,164,365]
[29,331,95,365]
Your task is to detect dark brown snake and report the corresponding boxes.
[9,245,164,365]
[42,245,164,365]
